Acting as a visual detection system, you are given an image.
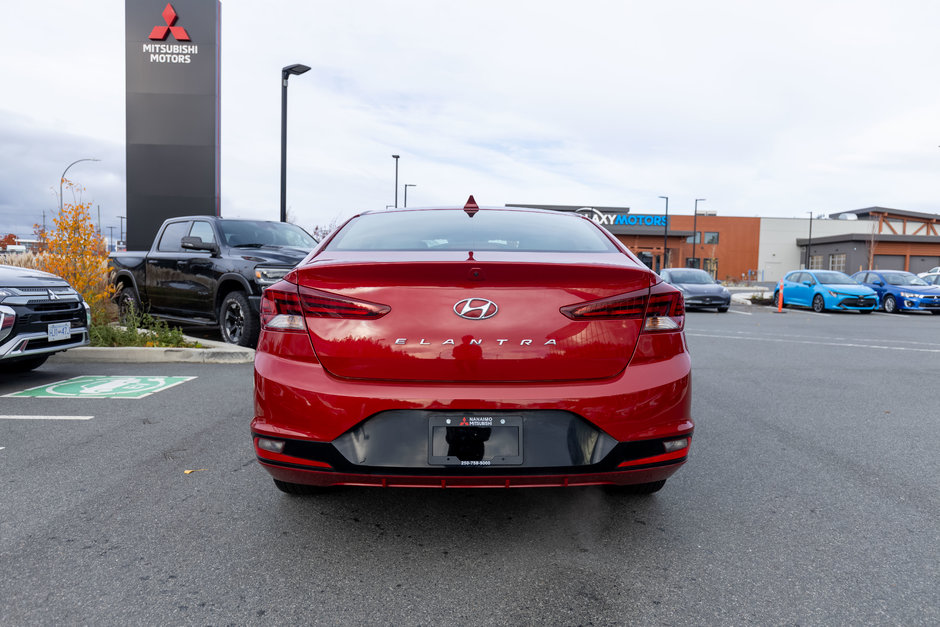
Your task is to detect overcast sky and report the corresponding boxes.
[3,0,940,241]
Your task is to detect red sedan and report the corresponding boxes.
[252,200,692,494]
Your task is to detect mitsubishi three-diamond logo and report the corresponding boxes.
[149,3,190,41]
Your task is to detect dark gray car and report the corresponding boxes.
[0,264,90,371]
[659,268,731,312]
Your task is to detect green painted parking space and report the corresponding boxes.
[4,376,196,399]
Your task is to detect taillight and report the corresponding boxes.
[260,285,305,331]
[298,286,390,319]
[560,283,684,332]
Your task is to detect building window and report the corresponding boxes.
[808,254,823,270]
[829,253,846,272]
[685,232,701,244]
[685,257,700,269]
[704,232,719,245]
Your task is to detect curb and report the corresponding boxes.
[50,335,255,364]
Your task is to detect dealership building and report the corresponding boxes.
[511,205,940,283]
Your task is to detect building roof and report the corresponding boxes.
[796,232,940,246]
[828,207,940,221]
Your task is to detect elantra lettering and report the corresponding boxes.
[394,338,557,346]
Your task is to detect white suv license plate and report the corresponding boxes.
[48,322,71,342]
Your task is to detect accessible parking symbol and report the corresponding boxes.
[5,376,196,399]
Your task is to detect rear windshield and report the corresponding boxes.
[326,209,618,253]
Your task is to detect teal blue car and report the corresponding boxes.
[774,270,878,313]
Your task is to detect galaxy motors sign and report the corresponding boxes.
[125,0,220,250]
[576,207,669,228]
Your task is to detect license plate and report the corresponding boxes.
[428,415,524,466]
[48,322,71,342]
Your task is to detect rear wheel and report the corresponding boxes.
[812,294,826,313]
[273,479,330,495]
[883,295,898,313]
[219,291,259,347]
[604,480,666,495]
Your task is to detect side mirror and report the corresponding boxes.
[181,236,220,256]
[874,281,885,287]
[803,281,814,287]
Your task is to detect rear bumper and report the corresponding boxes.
[256,459,687,488]
[252,348,692,488]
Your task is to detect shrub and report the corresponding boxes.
[42,182,114,325]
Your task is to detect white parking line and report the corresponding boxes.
[727,309,752,315]
[0,415,94,420]
[686,332,940,353]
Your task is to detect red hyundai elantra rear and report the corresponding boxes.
[252,202,692,494]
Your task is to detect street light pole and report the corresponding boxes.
[658,196,669,270]
[280,63,310,223]
[693,198,705,268]
[392,155,400,207]
[404,184,416,208]
[59,158,100,213]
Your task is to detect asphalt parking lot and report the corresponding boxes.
[0,303,936,625]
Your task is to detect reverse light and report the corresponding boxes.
[256,437,286,453]
[663,437,690,453]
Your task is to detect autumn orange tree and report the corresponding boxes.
[42,180,114,324]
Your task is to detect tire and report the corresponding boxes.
[883,295,898,314]
[859,309,872,314]
[773,290,782,307]
[219,291,259,347]
[0,354,49,373]
[717,306,729,313]
[812,294,826,313]
[273,479,329,495]
[604,480,667,495]
[931,310,940,315]
[117,283,141,323]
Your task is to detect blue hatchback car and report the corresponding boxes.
[774,270,878,313]
[851,270,940,314]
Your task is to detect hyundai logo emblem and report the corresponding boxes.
[454,298,498,320]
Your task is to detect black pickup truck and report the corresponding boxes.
[110,216,317,347]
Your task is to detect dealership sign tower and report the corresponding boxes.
[125,0,221,250]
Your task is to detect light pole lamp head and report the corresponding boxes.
[392,154,400,160]
[282,63,310,79]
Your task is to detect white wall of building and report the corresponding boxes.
[757,218,878,282]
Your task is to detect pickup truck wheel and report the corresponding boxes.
[117,284,141,323]
[219,291,259,347]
